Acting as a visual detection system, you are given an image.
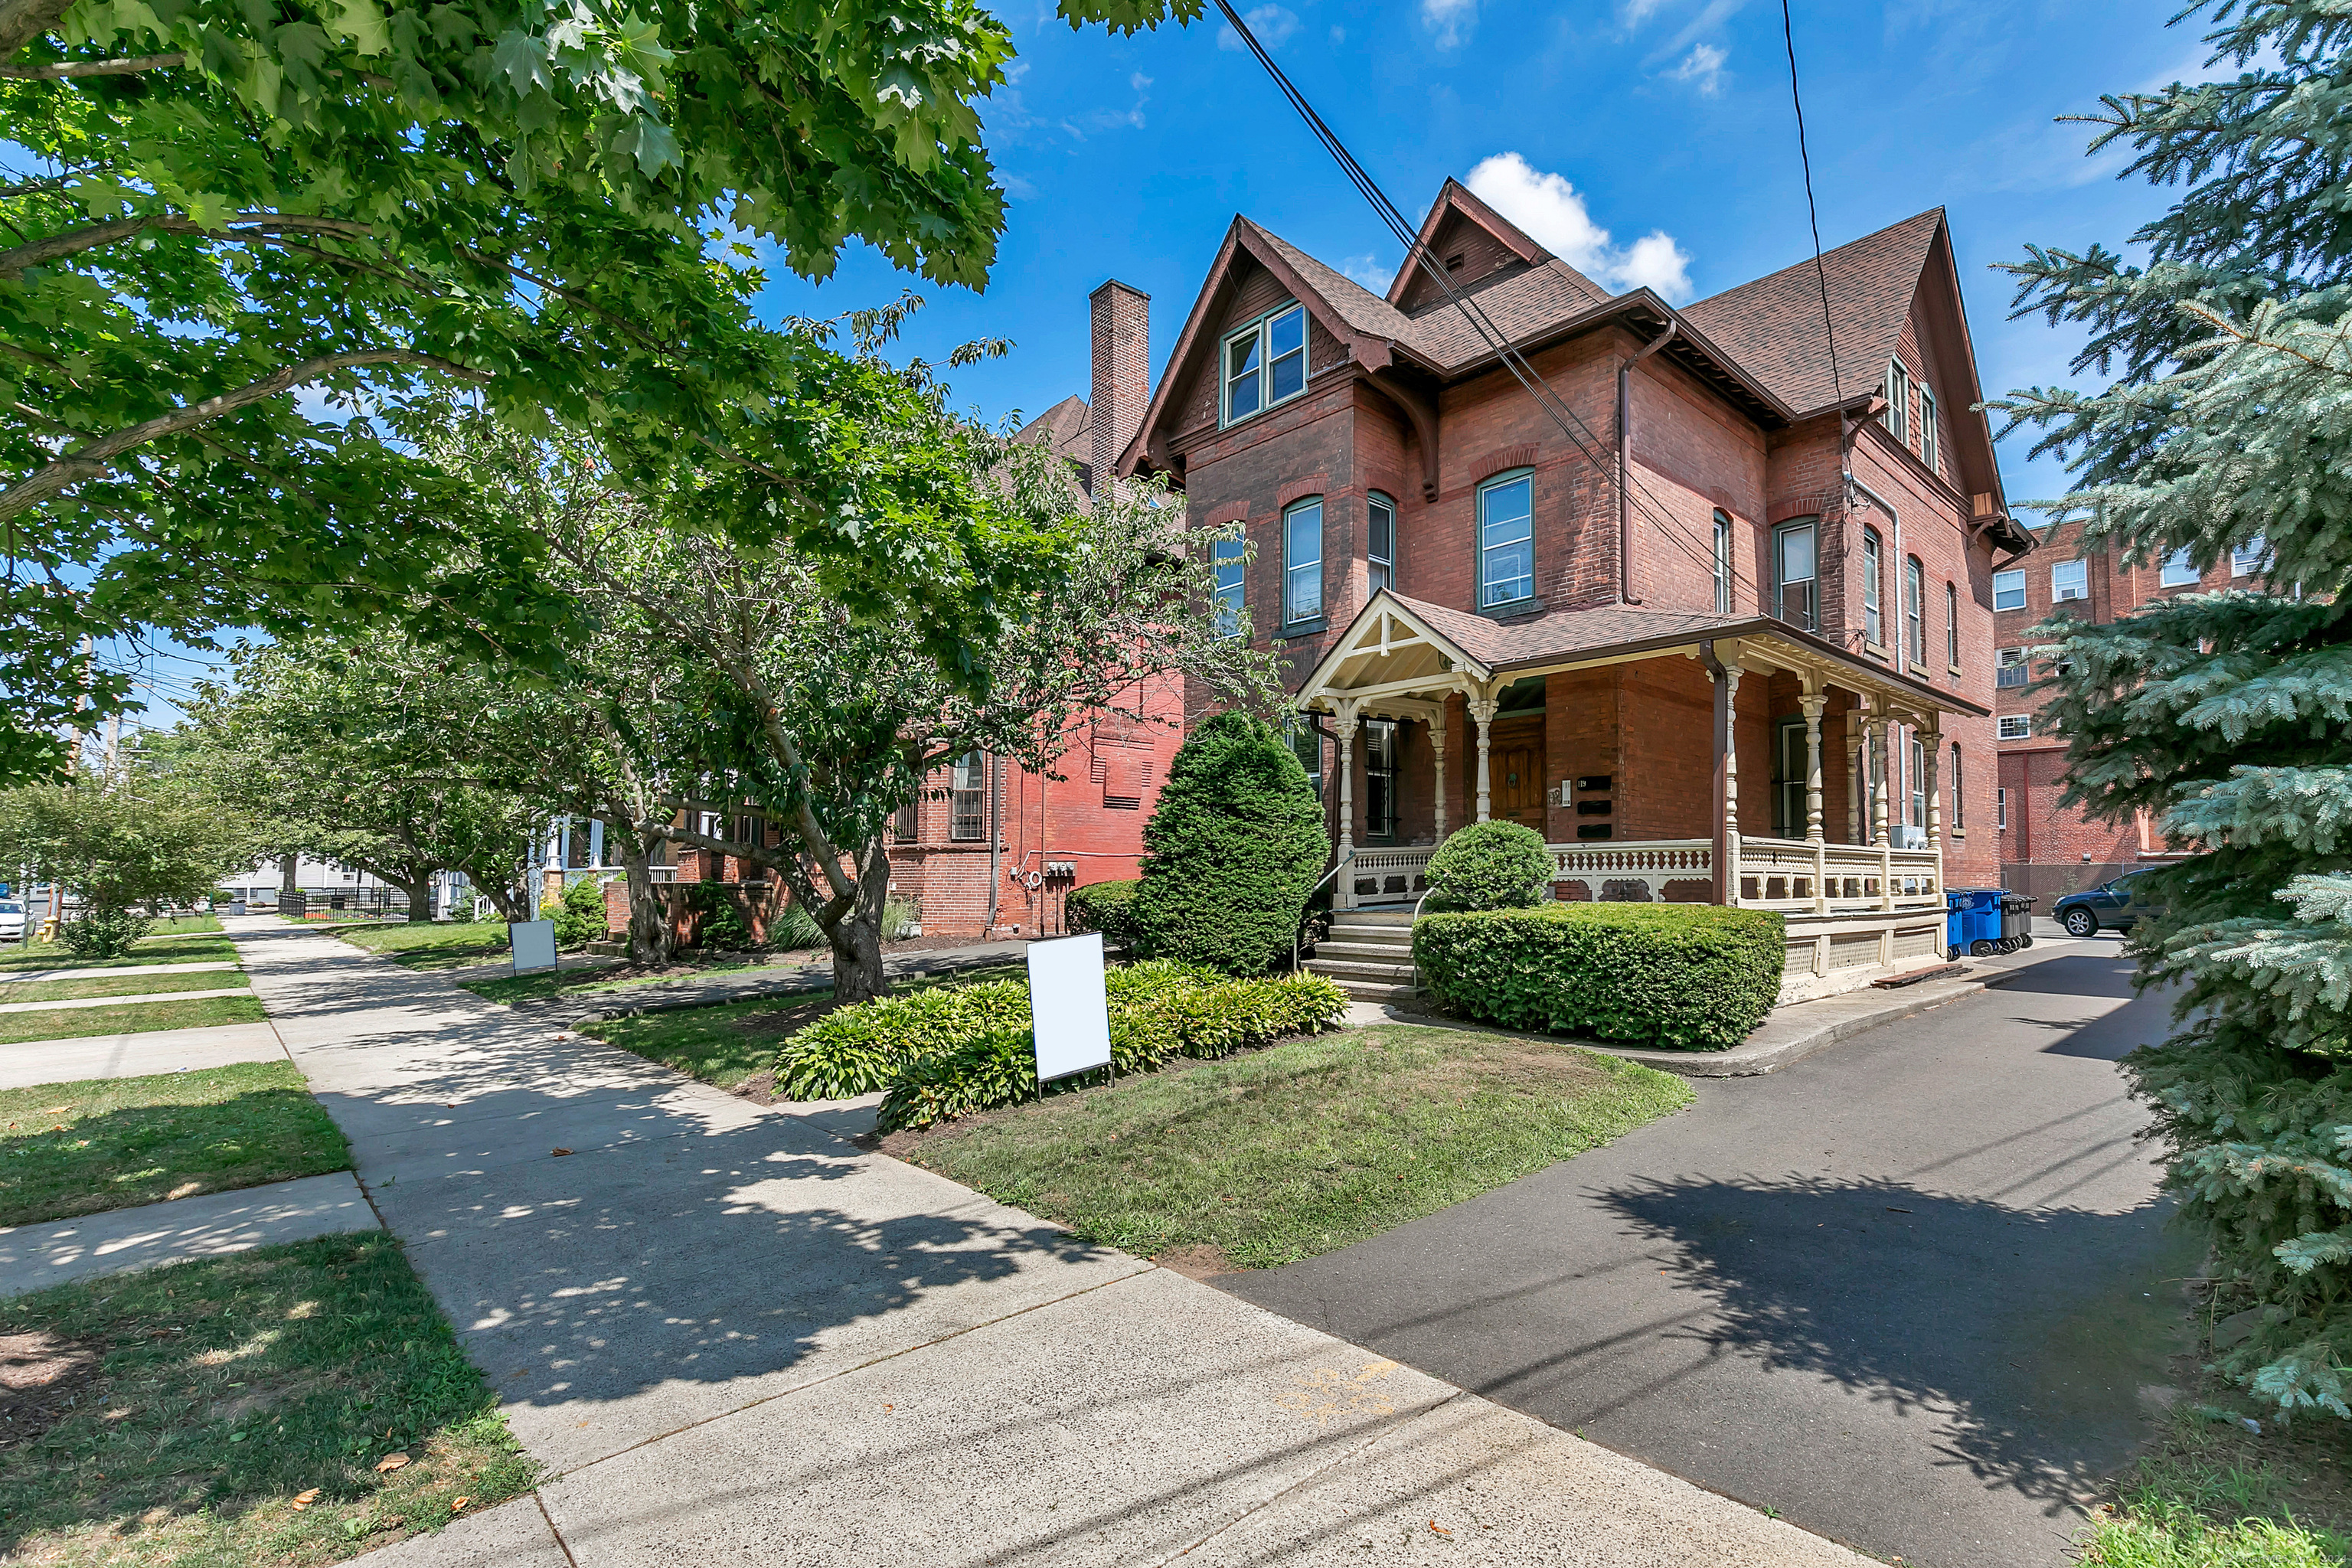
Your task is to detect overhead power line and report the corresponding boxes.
[1207,0,1733,589]
[1780,0,1843,403]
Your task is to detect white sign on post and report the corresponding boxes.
[509,920,559,975]
[1027,932,1112,1086]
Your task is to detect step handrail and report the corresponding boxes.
[1292,847,1357,975]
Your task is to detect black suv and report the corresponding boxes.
[2052,869,2167,937]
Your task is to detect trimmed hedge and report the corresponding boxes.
[1413,903,1785,1050]
[877,969,1350,1132]
[775,980,1032,1100]
[1423,821,1553,910]
[1064,879,1140,947]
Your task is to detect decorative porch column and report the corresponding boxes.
[1924,711,1945,897]
[1867,710,1895,915]
[1720,663,1743,903]
[1845,710,1863,847]
[1801,691,1828,916]
[1468,694,1499,823]
[1429,708,1449,843]
[1332,701,1361,910]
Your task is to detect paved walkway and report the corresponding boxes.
[0,1171,375,1296]
[221,916,1867,1567]
[0,985,250,1014]
[0,1020,289,1089]
[1229,936,2182,1568]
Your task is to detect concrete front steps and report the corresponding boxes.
[1308,906,1419,1002]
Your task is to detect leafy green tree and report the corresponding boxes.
[1997,0,2352,1417]
[0,760,254,954]
[1129,711,1327,975]
[0,0,1203,782]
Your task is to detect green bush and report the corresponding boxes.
[681,883,756,950]
[552,877,609,949]
[1423,821,1554,910]
[56,907,152,960]
[1414,903,1784,1050]
[1064,879,1140,946]
[876,968,1349,1132]
[769,901,825,952]
[1129,711,1328,975]
[776,980,1034,1099]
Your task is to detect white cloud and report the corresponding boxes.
[1217,4,1299,51]
[1666,41,1726,94]
[1129,70,1152,90]
[1422,0,1475,48]
[1329,23,1344,44]
[1465,152,1695,302]
[1340,253,1394,292]
[1004,59,1030,83]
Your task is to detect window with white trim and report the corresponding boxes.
[1863,528,1883,646]
[1909,731,1926,828]
[1950,743,1964,829]
[1712,510,1733,613]
[1945,580,1960,668]
[1477,469,1535,608]
[1994,568,2026,612]
[2233,536,2270,577]
[1211,534,1246,638]
[1996,786,2007,830]
[1772,517,1818,631]
[1997,647,2028,688]
[1904,555,1926,667]
[2160,547,2200,587]
[1367,492,1396,593]
[1998,714,2031,740]
[950,752,986,841]
[1283,496,1323,623]
[1883,359,1911,446]
[1222,302,1307,425]
[2052,559,2089,603]
[1918,384,1939,473]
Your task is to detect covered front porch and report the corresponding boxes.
[1298,593,1984,1004]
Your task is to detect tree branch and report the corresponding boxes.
[0,349,491,521]
[0,51,182,77]
[0,213,376,280]
[0,0,74,58]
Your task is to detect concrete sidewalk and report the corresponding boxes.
[223,916,1871,1567]
[494,939,1027,1028]
[0,1020,289,1089]
[0,1171,375,1297]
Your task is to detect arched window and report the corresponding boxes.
[1712,511,1732,613]
[1367,492,1396,593]
[1283,495,1324,624]
[1477,469,1534,608]
[1945,580,1960,668]
[1863,528,1883,647]
[1904,555,1926,667]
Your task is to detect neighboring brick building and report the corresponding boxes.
[1992,519,2277,898]
[1118,180,2035,1000]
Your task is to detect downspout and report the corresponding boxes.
[1701,640,1730,905]
[1618,321,1678,605]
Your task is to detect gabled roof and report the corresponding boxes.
[1680,210,1945,416]
[1384,178,1614,317]
[1013,394,1092,465]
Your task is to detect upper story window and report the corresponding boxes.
[1478,469,1535,608]
[1367,492,1396,593]
[2233,536,2271,577]
[1211,534,1246,637]
[1862,528,1884,646]
[1918,384,1939,474]
[2052,558,2089,603]
[1945,580,1960,668]
[1997,647,2028,688]
[1711,511,1732,613]
[1904,556,1926,668]
[1908,732,1926,828]
[1883,359,1911,446]
[1994,568,2026,612]
[1772,517,1818,630]
[1222,302,1307,426]
[1283,496,1324,624]
[2160,547,2200,587]
[891,798,917,842]
[950,751,986,841]
[1998,714,2031,740]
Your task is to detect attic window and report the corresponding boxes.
[1222,302,1308,426]
[1445,253,1465,273]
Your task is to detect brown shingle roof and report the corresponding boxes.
[1391,593,1745,669]
[1680,210,1945,416]
[1014,393,1092,464]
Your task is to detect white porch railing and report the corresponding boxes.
[1342,844,1436,906]
[1548,839,1714,902]
[1732,835,1942,913]
[1340,833,1944,915]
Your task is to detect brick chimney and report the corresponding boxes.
[1089,279,1150,495]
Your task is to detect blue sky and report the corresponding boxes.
[753,0,2201,508]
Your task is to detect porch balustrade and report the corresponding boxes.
[1547,839,1714,903]
[1343,844,1436,906]
[1731,835,1942,913]
[1335,834,1943,913]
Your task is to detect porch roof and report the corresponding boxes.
[1298,590,1991,721]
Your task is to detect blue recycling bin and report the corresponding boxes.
[1945,888,2004,959]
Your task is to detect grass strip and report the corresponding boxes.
[459,955,769,1005]
[2081,1413,2352,1564]
[328,922,514,972]
[0,969,247,1006]
[0,995,270,1047]
[0,1233,537,1566]
[892,1023,1694,1271]
[0,1060,348,1227]
[0,935,239,975]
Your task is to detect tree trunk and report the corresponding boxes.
[277,851,299,901]
[825,838,892,1004]
[393,871,438,924]
[611,830,675,967]
[480,880,530,923]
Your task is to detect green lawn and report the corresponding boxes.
[0,968,246,1005]
[890,1023,1694,1271]
[2082,1413,2352,1565]
[149,913,224,936]
[458,953,758,1005]
[329,921,514,971]
[0,933,240,975]
[0,1233,537,1567]
[0,1061,348,1227]
[0,994,270,1047]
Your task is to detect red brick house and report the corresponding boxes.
[1992,519,2277,898]
[1116,180,2034,1000]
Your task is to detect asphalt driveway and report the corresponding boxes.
[1221,937,2191,1568]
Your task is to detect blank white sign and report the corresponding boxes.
[1028,933,1112,1085]
[510,920,559,975]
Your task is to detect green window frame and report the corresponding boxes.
[1221,302,1308,426]
[1477,469,1534,608]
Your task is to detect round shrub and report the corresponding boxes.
[1423,821,1554,910]
[1413,903,1785,1050]
[1064,878,1140,947]
[552,877,609,949]
[1129,711,1328,975]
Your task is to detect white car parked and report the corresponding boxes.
[0,900,25,941]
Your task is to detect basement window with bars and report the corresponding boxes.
[1223,302,1307,426]
[950,752,986,841]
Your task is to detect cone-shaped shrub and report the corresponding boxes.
[1129,710,1328,975]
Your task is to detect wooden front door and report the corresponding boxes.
[1489,717,1546,831]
